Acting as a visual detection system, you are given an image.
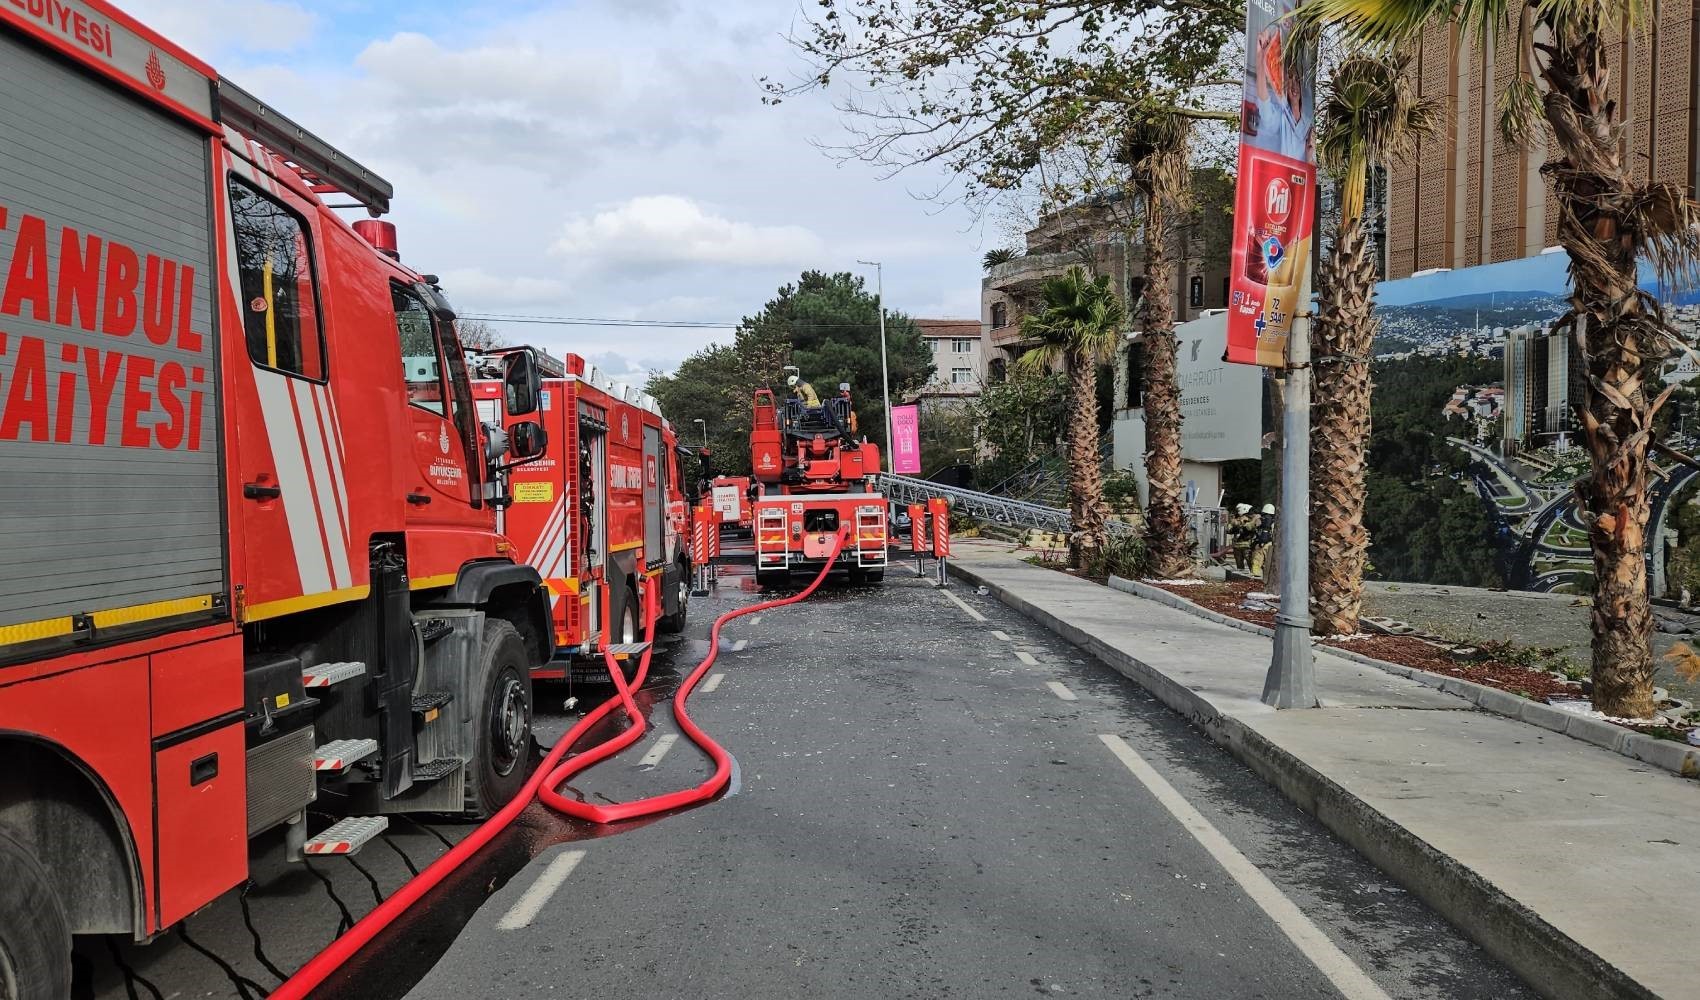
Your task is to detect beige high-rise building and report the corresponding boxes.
[1386,11,1698,280]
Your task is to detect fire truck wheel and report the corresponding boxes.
[0,829,70,1000]
[464,619,533,819]
[658,562,689,634]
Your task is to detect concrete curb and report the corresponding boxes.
[949,560,1658,1000]
[1105,575,1700,781]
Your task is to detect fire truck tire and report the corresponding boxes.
[658,562,689,634]
[0,829,70,1000]
[464,619,533,819]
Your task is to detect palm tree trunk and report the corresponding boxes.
[1309,217,1378,636]
[1066,353,1109,568]
[1141,187,1191,577]
[1540,14,1658,718]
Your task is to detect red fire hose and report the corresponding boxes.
[270,527,850,999]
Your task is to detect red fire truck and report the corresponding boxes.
[750,388,888,585]
[708,475,755,535]
[0,7,555,996]
[473,355,692,681]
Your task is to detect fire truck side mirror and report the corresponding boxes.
[506,421,548,465]
[502,351,542,416]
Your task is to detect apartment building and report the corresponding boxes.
[913,318,988,401]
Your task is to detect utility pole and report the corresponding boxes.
[857,259,893,473]
[1262,285,1317,709]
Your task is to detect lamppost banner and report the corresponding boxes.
[891,404,921,474]
[1225,0,1317,368]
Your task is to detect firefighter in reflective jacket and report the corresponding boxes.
[787,373,820,406]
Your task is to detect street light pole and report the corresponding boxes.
[857,259,893,473]
[1262,283,1317,709]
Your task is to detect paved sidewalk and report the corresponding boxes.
[949,539,1698,1000]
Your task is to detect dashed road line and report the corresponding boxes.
[941,589,987,621]
[495,850,586,930]
[701,673,726,693]
[990,630,1011,641]
[749,615,763,625]
[1097,735,1393,1000]
[1013,650,1039,666]
[1046,681,1077,701]
[638,734,679,769]
[731,639,749,652]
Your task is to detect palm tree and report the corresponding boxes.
[1126,112,1195,578]
[982,248,1021,270]
[1016,266,1127,568]
[1302,1,1700,716]
[1309,53,1444,637]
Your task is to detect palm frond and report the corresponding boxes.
[1299,0,1509,46]
[1016,265,1129,370]
[1316,51,1445,222]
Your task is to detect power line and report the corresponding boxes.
[459,313,735,329]
[460,312,935,332]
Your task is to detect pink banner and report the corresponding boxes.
[891,404,921,474]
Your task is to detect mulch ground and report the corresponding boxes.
[1147,580,1577,702]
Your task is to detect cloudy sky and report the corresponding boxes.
[120,0,987,383]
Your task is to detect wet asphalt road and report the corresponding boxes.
[400,551,1538,1000]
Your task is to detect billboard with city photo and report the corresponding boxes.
[1368,251,1700,596]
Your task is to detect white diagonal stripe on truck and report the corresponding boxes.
[296,380,351,588]
[253,369,331,594]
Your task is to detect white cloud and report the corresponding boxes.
[355,32,621,107]
[116,0,317,57]
[436,268,569,309]
[550,196,826,273]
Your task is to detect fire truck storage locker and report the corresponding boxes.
[0,32,226,655]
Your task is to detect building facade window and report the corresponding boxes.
[1189,275,1204,307]
[952,338,974,353]
[990,301,1007,329]
[951,368,973,385]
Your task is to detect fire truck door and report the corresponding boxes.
[475,398,503,534]
[226,175,352,613]
[643,426,663,570]
[392,285,478,517]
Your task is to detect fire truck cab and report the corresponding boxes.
[474,354,692,682]
[0,6,552,996]
[709,475,755,535]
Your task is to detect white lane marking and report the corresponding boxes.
[701,673,726,693]
[1097,735,1393,1000]
[638,734,679,769]
[941,589,987,622]
[495,850,586,930]
[1046,681,1077,701]
[1014,650,1040,666]
[991,630,1012,641]
[732,639,749,652]
[749,615,763,625]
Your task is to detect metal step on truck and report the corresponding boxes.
[0,5,554,997]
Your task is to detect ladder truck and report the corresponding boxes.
[0,6,554,996]
[749,389,889,585]
[473,353,693,683]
